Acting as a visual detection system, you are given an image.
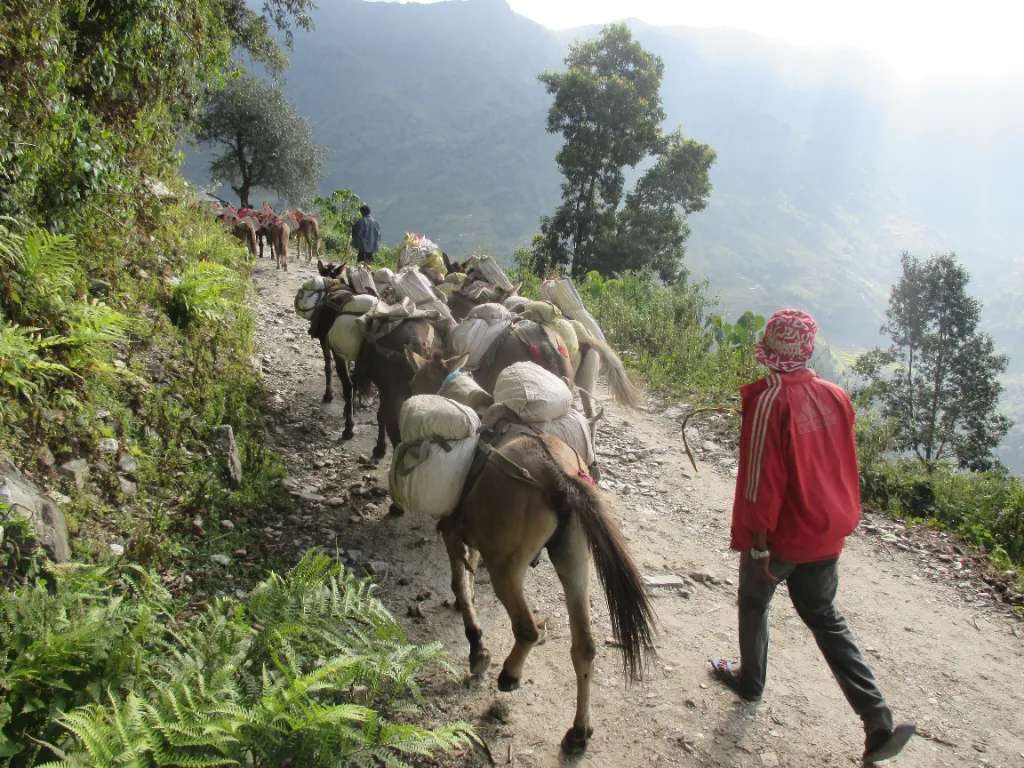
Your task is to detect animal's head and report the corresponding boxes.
[317,259,346,278]
[407,350,469,396]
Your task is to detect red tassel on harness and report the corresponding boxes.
[529,343,543,364]
[576,469,596,486]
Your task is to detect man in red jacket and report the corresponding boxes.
[710,309,915,765]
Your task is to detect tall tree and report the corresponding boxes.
[853,252,1011,471]
[196,71,324,207]
[534,24,715,281]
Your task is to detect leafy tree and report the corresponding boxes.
[853,252,1011,471]
[196,71,325,207]
[313,188,365,255]
[534,24,715,282]
[0,0,315,226]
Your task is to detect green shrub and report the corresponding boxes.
[860,457,1024,567]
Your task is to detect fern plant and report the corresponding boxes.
[30,551,478,768]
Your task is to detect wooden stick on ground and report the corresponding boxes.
[680,406,739,474]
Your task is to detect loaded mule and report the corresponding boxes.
[404,365,655,754]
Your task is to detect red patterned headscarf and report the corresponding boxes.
[756,309,817,373]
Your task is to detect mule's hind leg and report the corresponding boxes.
[548,521,597,754]
[439,518,490,675]
[321,339,334,403]
[334,354,354,439]
[490,560,540,692]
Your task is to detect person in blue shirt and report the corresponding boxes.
[351,205,381,263]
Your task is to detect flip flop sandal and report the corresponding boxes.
[708,657,760,702]
[863,722,916,764]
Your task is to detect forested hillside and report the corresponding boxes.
[183,0,1024,469]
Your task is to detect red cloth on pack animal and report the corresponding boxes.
[730,368,861,564]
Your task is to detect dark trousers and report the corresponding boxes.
[738,553,893,734]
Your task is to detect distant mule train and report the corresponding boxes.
[205,199,652,754]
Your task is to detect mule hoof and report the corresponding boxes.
[560,726,593,754]
[341,428,354,440]
[497,669,520,692]
[469,650,491,676]
[387,503,405,517]
[322,393,334,404]
[371,448,386,461]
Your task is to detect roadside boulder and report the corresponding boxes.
[210,425,243,489]
[0,455,71,562]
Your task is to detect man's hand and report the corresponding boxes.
[750,529,775,582]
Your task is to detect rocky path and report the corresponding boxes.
[252,258,1024,768]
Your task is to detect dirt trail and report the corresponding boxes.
[252,258,1024,768]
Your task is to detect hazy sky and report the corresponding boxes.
[372,0,1020,79]
[503,0,1022,78]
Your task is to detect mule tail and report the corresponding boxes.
[542,452,656,681]
[579,337,643,409]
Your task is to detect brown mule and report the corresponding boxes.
[269,217,290,271]
[439,432,656,754]
[409,355,655,752]
[231,218,258,257]
[353,317,441,462]
[296,217,320,263]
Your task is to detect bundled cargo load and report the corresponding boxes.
[471,254,514,292]
[493,362,573,423]
[394,267,440,305]
[389,395,480,518]
[398,233,446,275]
[294,276,327,319]
[394,266,455,331]
[372,267,395,288]
[438,370,494,414]
[347,264,377,295]
[481,403,595,467]
[541,277,605,341]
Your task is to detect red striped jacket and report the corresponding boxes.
[730,369,861,563]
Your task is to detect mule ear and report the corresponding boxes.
[443,353,470,372]
[513,283,522,295]
[406,349,429,371]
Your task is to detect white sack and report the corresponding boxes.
[389,435,478,519]
[327,314,365,360]
[294,276,326,319]
[450,317,510,369]
[341,293,379,315]
[503,295,530,313]
[493,362,572,423]
[399,395,480,443]
[466,302,511,322]
[542,277,606,341]
[540,409,595,466]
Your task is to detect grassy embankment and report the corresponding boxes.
[0,2,475,763]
